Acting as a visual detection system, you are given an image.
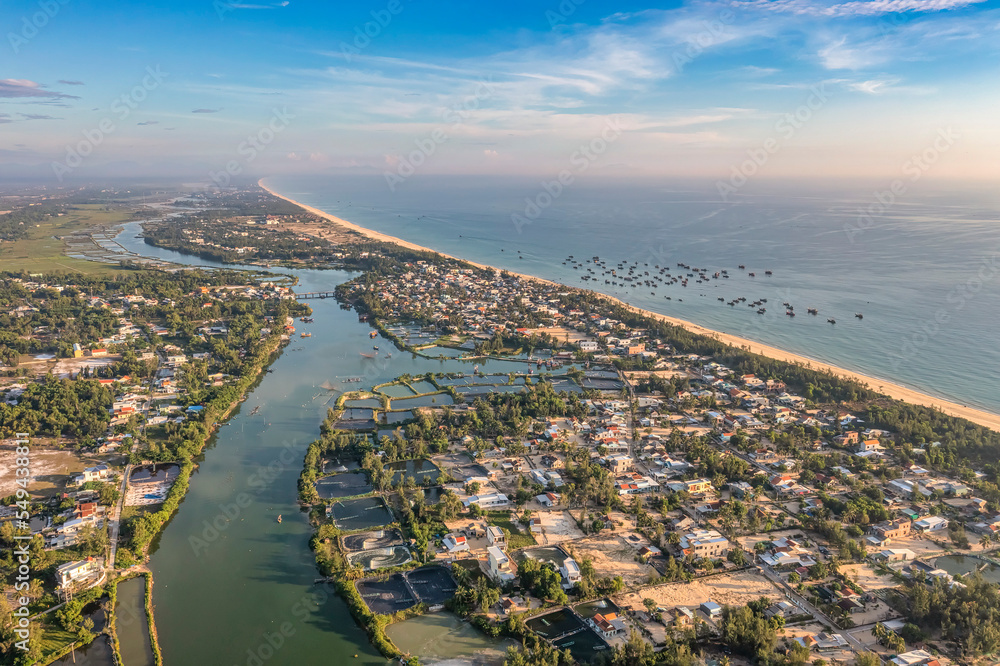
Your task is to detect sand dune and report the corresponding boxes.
[260,178,1000,433]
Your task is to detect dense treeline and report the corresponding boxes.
[0,205,63,241]
[0,374,112,438]
[904,573,1000,657]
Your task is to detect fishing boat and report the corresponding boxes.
[369,331,377,339]
[301,332,311,338]
[807,308,818,315]
[855,313,864,319]
[277,515,282,523]
[828,318,836,324]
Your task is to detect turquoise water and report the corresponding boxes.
[267,175,1000,415]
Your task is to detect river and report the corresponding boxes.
[109,223,528,664]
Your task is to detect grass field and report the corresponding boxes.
[39,622,83,660]
[487,510,537,549]
[0,204,135,275]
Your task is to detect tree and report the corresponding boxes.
[853,653,881,666]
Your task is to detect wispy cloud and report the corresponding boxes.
[192,108,222,113]
[57,79,85,86]
[226,1,289,8]
[0,79,79,100]
[137,120,160,125]
[734,0,987,17]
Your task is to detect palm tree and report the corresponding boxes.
[871,621,887,644]
[981,534,992,550]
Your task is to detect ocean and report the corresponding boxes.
[266,174,1000,415]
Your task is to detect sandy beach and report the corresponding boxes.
[260,179,1000,433]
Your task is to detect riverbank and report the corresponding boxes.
[260,179,1000,433]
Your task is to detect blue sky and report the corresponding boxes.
[1,0,997,183]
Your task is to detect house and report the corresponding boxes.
[890,650,937,666]
[683,478,713,494]
[590,612,627,637]
[56,558,100,588]
[765,600,797,619]
[871,518,911,541]
[872,549,915,563]
[560,558,582,588]
[486,525,506,548]
[605,454,633,474]
[729,481,754,499]
[679,530,729,558]
[535,492,560,508]
[443,534,469,553]
[463,493,510,509]
[487,545,516,582]
[499,596,525,615]
[666,607,694,628]
[579,340,599,352]
[700,601,722,618]
[913,516,949,533]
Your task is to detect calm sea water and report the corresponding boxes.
[267,175,1000,414]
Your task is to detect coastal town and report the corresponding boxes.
[3,185,1000,666]
[295,244,1000,666]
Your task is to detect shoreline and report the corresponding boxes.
[259,178,1000,433]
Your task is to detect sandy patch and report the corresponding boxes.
[839,563,898,592]
[51,355,119,378]
[563,534,658,586]
[890,534,949,559]
[0,443,92,497]
[529,510,586,545]
[619,570,782,612]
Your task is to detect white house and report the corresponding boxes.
[56,558,100,589]
[560,558,582,588]
[487,546,516,582]
[463,493,510,509]
[486,525,506,548]
[913,516,948,533]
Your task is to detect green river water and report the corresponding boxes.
[113,226,529,665]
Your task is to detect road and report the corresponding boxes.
[107,463,131,569]
[758,563,868,654]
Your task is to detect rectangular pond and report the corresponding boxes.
[385,612,517,665]
[382,410,414,424]
[409,379,438,394]
[115,577,155,666]
[376,383,416,398]
[315,472,373,499]
[390,393,454,409]
[384,458,442,486]
[331,496,394,531]
[343,398,383,409]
